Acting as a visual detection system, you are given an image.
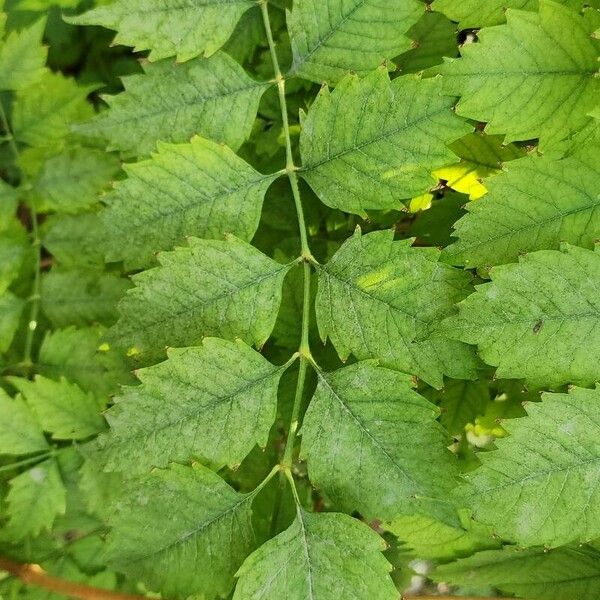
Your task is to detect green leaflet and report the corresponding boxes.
[300,69,471,215]
[0,292,24,354]
[456,386,600,547]
[4,458,66,541]
[437,0,600,148]
[288,0,423,83]
[234,508,397,600]
[98,338,287,473]
[0,388,48,455]
[385,510,500,562]
[75,53,269,157]
[37,326,133,398]
[12,70,95,148]
[109,236,292,363]
[100,136,276,270]
[0,17,46,91]
[301,362,458,520]
[315,229,478,388]
[40,268,131,328]
[9,376,105,440]
[106,463,255,599]
[42,213,107,268]
[443,137,600,267]
[434,545,600,600]
[433,0,585,27]
[30,147,119,214]
[66,0,254,62]
[442,244,600,387]
[394,10,459,74]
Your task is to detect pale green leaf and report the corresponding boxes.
[437,0,600,148]
[434,0,586,28]
[4,458,66,540]
[67,0,255,62]
[234,508,396,600]
[301,362,458,520]
[434,545,600,600]
[106,463,255,599]
[100,136,276,270]
[456,385,600,547]
[385,510,500,562]
[37,326,133,398]
[12,71,95,148]
[443,139,600,268]
[9,375,105,440]
[75,53,268,157]
[288,0,423,83]
[42,213,107,269]
[0,388,48,455]
[300,69,471,215]
[41,268,131,328]
[442,244,600,387]
[31,147,119,214]
[109,236,291,363]
[0,17,46,91]
[0,292,24,353]
[98,337,286,473]
[315,229,478,388]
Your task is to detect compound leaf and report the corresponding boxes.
[456,385,600,547]
[0,17,46,91]
[315,229,477,388]
[0,388,48,455]
[100,136,276,270]
[67,0,255,62]
[234,508,397,600]
[12,71,94,148]
[437,0,600,148]
[41,268,131,328]
[98,338,287,473]
[300,69,470,215]
[4,458,66,540]
[288,0,422,84]
[75,53,268,157]
[301,362,458,520]
[442,244,600,387]
[434,545,600,600]
[109,236,291,364]
[8,375,105,441]
[30,146,119,214]
[443,138,600,267]
[385,510,499,562]
[106,463,255,599]
[37,326,133,398]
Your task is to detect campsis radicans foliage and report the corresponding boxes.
[0,0,599,598]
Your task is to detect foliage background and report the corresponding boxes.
[0,0,599,598]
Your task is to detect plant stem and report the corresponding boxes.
[0,557,146,600]
[0,102,41,371]
[259,0,312,260]
[0,451,53,474]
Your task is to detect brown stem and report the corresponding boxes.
[404,596,503,600]
[0,556,506,600]
[0,557,146,600]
